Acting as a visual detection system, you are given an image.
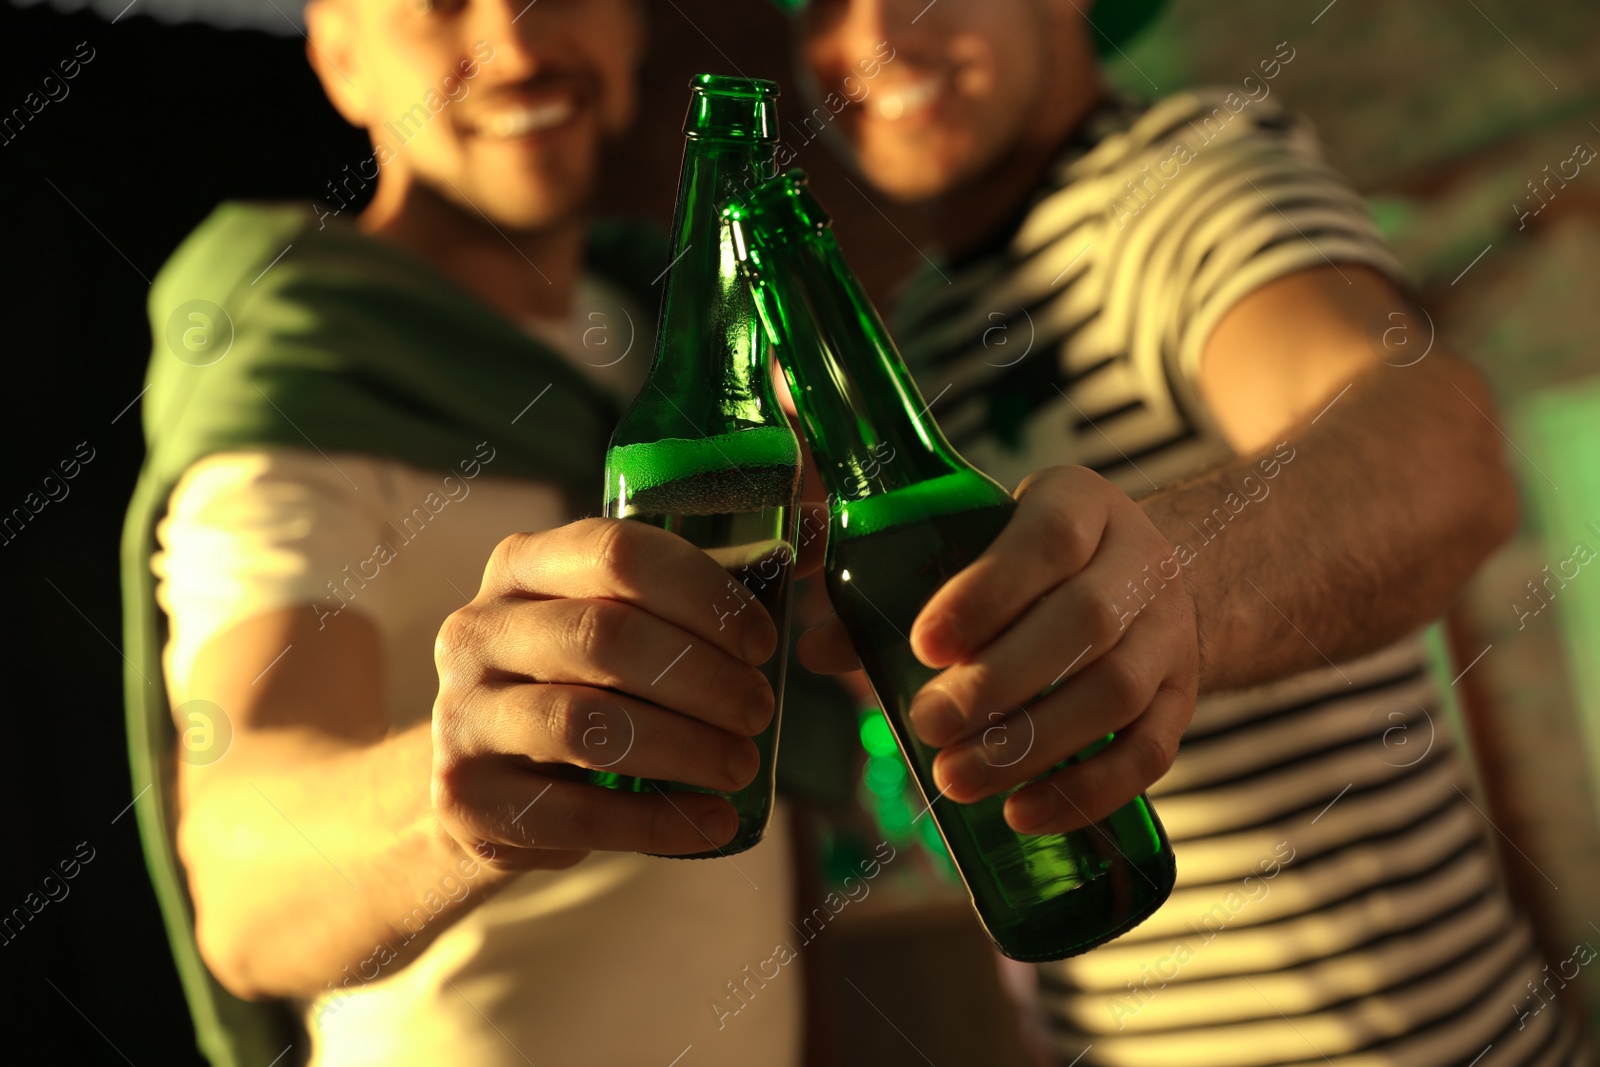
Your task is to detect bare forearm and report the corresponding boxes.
[180,720,510,1000]
[1142,354,1519,693]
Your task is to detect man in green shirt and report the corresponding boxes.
[125,2,829,1064]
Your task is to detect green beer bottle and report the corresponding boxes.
[726,170,1175,958]
[587,77,802,859]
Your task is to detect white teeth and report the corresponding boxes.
[872,77,940,121]
[481,99,576,138]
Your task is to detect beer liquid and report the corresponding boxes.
[593,428,798,858]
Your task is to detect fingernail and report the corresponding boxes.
[1007,789,1058,834]
[918,613,965,663]
[939,747,990,799]
[909,692,964,746]
[744,674,775,734]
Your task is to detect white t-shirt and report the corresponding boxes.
[153,277,802,1066]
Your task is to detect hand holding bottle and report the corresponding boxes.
[802,465,1197,835]
[431,512,825,870]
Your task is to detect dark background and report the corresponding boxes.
[1,11,359,1063]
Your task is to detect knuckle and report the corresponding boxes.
[589,518,642,587]
[434,608,481,685]
[435,607,468,664]
[1100,652,1148,709]
[474,603,523,662]
[1080,588,1124,642]
[568,516,612,543]
[1127,727,1176,785]
[488,531,534,583]
[571,600,629,673]
[537,687,588,760]
[1037,503,1088,557]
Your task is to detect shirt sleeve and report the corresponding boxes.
[153,448,397,702]
[1107,88,1412,402]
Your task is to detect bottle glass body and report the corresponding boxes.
[589,77,801,859]
[729,171,1174,957]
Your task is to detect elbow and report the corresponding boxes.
[193,901,273,1002]
[177,808,278,1002]
[1451,363,1523,560]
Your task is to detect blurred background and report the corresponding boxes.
[1,0,1597,1062]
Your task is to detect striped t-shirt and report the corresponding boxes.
[893,90,1588,1067]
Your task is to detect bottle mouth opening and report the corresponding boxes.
[685,73,781,141]
[691,74,781,99]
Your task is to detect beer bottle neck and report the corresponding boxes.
[639,136,776,438]
[734,211,984,515]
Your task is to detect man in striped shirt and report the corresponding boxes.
[789,1,1592,1063]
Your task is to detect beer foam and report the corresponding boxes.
[607,427,800,514]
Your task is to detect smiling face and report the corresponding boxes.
[306,0,642,229]
[798,0,1086,202]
